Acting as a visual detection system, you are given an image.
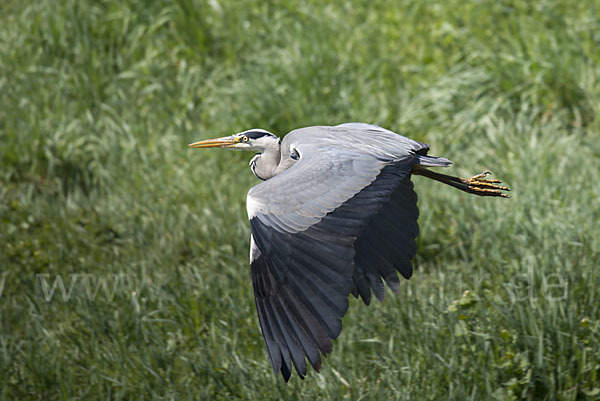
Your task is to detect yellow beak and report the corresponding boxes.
[188,136,239,148]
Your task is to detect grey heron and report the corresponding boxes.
[189,123,509,382]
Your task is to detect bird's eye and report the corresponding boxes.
[242,136,249,142]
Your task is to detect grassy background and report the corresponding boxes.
[1,0,599,399]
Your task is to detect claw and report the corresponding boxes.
[462,172,511,197]
[466,179,510,190]
[474,177,503,183]
[470,171,491,180]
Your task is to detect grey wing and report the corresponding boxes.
[247,136,422,381]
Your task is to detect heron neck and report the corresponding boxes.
[253,146,281,180]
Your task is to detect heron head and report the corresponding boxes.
[188,129,279,151]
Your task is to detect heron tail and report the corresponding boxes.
[415,155,452,167]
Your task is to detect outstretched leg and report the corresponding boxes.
[412,166,510,197]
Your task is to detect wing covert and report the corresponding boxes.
[247,146,385,233]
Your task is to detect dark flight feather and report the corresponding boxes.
[249,159,421,381]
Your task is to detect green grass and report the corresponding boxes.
[1,0,599,399]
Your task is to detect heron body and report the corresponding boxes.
[189,123,509,382]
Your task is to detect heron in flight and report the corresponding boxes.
[189,123,509,382]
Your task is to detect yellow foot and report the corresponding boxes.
[462,172,511,197]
